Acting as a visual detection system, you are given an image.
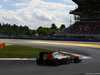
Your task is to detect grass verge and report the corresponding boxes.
[0,45,55,58]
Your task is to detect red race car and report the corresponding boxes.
[36,51,82,66]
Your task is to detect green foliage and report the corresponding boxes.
[50,23,57,29]
[37,27,48,36]
[0,23,65,37]
[0,23,30,36]
[36,24,58,36]
[60,24,66,30]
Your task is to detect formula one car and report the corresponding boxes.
[36,51,82,66]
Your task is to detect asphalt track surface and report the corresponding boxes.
[0,39,100,75]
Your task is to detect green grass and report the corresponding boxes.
[0,45,55,58]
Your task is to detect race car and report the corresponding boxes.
[36,51,82,66]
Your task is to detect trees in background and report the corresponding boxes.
[50,23,57,29]
[0,23,65,37]
[0,23,29,36]
[60,24,66,30]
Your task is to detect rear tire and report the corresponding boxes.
[74,56,80,63]
[51,59,58,66]
[36,58,42,65]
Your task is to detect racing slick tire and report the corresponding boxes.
[51,59,58,66]
[36,57,42,65]
[74,56,80,63]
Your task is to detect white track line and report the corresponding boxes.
[0,58,36,60]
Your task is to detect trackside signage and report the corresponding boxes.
[0,43,5,49]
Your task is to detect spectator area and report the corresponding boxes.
[59,22,100,34]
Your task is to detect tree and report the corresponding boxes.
[37,27,48,36]
[25,30,30,35]
[32,30,36,36]
[60,24,66,30]
[24,25,29,30]
[49,29,56,36]
[0,22,60,37]
[50,23,57,29]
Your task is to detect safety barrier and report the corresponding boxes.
[0,37,100,42]
[0,43,5,49]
